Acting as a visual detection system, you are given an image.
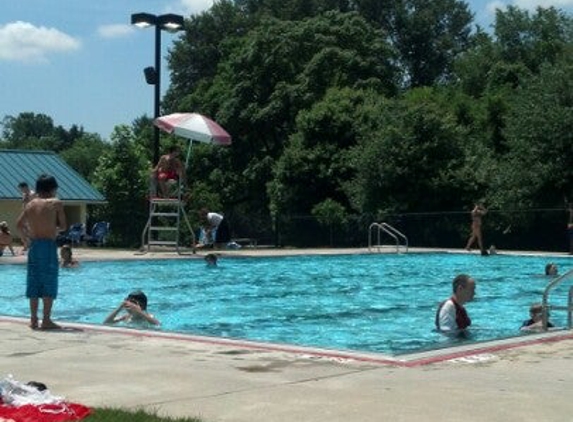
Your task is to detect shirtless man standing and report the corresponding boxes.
[17,174,67,330]
[465,203,487,252]
[151,145,185,197]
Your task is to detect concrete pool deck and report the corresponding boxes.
[1,247,573,421]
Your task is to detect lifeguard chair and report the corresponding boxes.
[139,113,232,254]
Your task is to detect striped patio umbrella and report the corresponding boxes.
[153,113,231,145]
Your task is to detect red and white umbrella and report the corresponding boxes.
[154,113,232,146]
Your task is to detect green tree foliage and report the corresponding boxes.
[494,6,573,73]
[59,133,110,182]
[348,89,469,214]
[493,60,573,209]
[355,0,474,87]
[91,125,150,247]
[165,0,254,107]
[312,198,348,246]
[184,11,396,213]
[1,112,67,151]
[237,0,352,20]
[268,87,372,216]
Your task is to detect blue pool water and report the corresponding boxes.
[1,253,571,355]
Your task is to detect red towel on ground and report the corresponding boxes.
[0,402,91,422]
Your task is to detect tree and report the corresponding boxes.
[1,112,56,150]
[178,12,397,225]
[91,125,150,247]
[0,112,87,152]
[493,60,573,209]
[348,89,470,214]
[356,0,474,87]
[268,87,372,217]
[312,198,348,246]
[59,133,110,182]
[494,6,573,73]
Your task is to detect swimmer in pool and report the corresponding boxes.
[544,263,558,277]
[205,253,218,267]
[520,303,554,331]
[435,274,476,336]
[60,244,79,268]
[103,290,159,326]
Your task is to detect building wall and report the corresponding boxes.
[0,200,86,242]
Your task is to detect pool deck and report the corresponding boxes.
[1,247,573,421]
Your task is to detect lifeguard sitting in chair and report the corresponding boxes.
[151,145,185,198]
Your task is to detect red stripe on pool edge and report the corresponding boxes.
[2,317,571,367]
[402,332,573,367]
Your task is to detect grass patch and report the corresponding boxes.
[85,407,203,421]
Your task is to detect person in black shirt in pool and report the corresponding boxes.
[521,303,554,331]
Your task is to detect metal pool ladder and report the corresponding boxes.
[368,222,408,253]
[541,269,573,330]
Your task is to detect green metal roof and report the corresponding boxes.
[0,150,105,203]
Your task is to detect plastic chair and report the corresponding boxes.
[86,222,110,247]
[67,223,85,246]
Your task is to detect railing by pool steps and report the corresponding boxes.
[542,269,573,330]
[368,222,408,253]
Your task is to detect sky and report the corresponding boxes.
[1,0,572,141]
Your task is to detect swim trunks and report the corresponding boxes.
[26,239,59,298]
[158,170,178,181]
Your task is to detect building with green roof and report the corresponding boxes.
[0,150,106,242]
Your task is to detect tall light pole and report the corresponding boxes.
[131,12,184,165]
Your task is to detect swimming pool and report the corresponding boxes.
[1,253,571,355]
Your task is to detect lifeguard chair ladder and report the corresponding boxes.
[368,222,408,253]
[139,180,195,255]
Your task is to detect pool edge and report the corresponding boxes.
[2,316,571,367]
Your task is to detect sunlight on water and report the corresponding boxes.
[0,253,571,355]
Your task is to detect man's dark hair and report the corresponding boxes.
[452,274,471,293]
[35,174,58,194]
[18,182,29,189]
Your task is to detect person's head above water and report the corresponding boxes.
[452,274,475,305]
[205,253,218,266]
[125,290,148,310]
[545,263,558,276]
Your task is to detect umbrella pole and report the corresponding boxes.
[185,140,194,168]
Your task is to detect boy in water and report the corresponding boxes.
[521,303,554,331]
[205,253,218,267]
[103,290,160,326]
[16,174,67,330]
[0,221,16,256]
[60,244,79,268]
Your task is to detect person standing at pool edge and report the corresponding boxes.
[16,174,67,330]
[465,202,487,253]
[435,274,476,335]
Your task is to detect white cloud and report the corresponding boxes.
[97,24,134,39]
[485,0,573,20]
[513,0,573,9]
[0,21,80,63]
[487,1,508,15]
[167,0,216,16]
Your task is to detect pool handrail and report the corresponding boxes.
[541,269,573,330]
[368,222,408,253]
